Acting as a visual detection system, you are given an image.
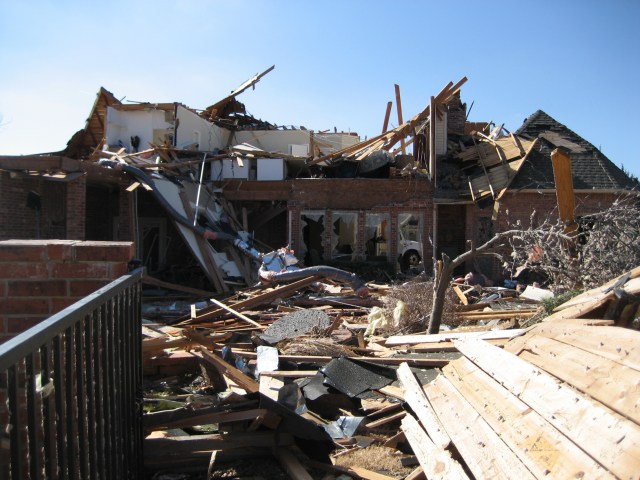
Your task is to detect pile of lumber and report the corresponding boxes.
[141,267,640,479]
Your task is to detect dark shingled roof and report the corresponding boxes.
[511,110,637,191]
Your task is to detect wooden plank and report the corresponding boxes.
[404,466,426,480]
[396,363,450,449]
[551,148,576,229]
[504,322,640,372]
[385,328,526,345]
[400,414,470,480]
[198,348,260,394]
[454,338,640,479]
[443,357,611,479]
[365,411,406,429]
[457,311,537,321]
[206,296,265,330]
[184,276,322,324]
[273,447,314,480]
[259,375,284,402]
[424,374,535,480]
[145,431,292,455]
[395,84,407,156]
[144,408,267,431]
[225,350,449,368]
[452,284,468,305]
[381,101,393,134]
[346,466,400,480]
[410,338,509,353]
[515,334,640,424]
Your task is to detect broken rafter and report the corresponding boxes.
[307,77,467,166]
[395,84,407,156]
[179,275,323,325]
[202,65,275,120]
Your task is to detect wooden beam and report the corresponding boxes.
[365,411,406,429]
[385,329,526,346]
[381,101,393,134]
[206,297,266,330]
[401,414,470,480]
[396,363,450,449]
[197,348,260,394]
[144,407,266,431]
[395,85,407,156]
[183,275,322,324]
[551,147,577,234]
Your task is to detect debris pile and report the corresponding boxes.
[141,266,640,479]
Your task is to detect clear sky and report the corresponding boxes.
[1,0,639,177]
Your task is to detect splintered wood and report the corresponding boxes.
[141,267,640,479]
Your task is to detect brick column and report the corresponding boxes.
[66,175,87,240]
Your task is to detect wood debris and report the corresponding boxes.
[141,266,640,479]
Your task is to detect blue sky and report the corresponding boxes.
[1,0,639,177]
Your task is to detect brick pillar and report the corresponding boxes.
[66,175,86,240]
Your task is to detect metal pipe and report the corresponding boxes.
[259,265,369,298]
[193,153,207,226]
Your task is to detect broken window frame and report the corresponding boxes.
[331,211,358,262]
[299,210,325,266]
[365,213,390,261]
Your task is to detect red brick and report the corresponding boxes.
[0,281,5,297]
[69,280,109,297]
[7,317,47,333]
[46,241,78,261]
[8,280,68,297]
[74,241,134,262]
[0,298,49,315]
[51,262,111,280]
[51,298,77,314]
[110,263,130,278]
[0,242,47,262]
[0,263,49,279]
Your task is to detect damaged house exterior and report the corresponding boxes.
[0,70,637,297]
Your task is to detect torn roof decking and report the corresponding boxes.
[460,134,538,202]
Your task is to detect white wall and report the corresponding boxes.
[175,105,231,151]
[234,130,360,156]
[106,107,173,152]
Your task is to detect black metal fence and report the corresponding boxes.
[0,268,143,479]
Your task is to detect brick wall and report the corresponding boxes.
[0,240,134,342]
[0,172,67,240]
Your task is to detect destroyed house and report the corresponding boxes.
[0,72,637,294]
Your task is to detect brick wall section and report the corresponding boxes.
[66,175,87,240]
[0,171,67,240]
[0,240,134,342]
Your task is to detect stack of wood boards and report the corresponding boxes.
[397,267,640,479]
